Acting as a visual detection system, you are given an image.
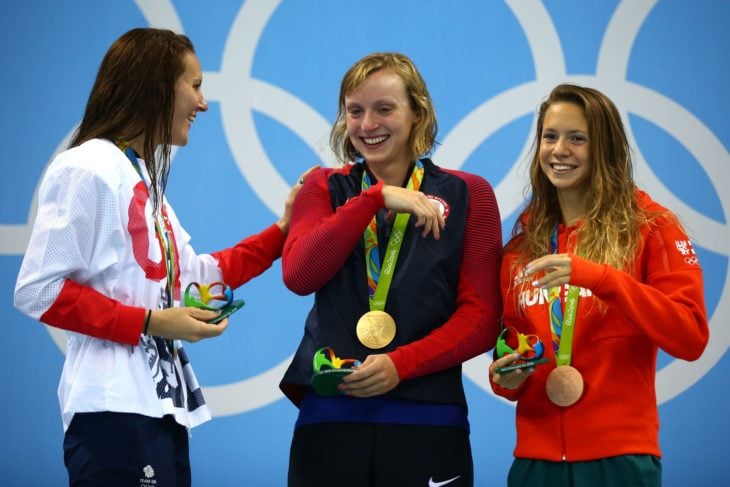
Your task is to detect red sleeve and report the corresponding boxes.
[40,279,145,345]
[282,168,385,295]
[212,224,286,289]
[570,214,708,361]
[39,224,286,345]
[389,172,503,380]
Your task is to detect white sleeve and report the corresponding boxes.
[163,203,223,292]
[14,161,124,320]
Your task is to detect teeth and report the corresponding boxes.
[363,135,388,145]
[188,116,195,123]
[551,164,574,171]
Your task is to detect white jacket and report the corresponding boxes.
[15,138,226,431]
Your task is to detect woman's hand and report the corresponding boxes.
[490,353,534,390]
[523,253,573,289]
[338,354,400,397]
[277,165,320,235]
[381,185,445,239]
[146,307,229,342]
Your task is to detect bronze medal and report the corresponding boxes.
[356,310,396,349]
[545,365,584,407]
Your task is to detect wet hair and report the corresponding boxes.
[70,28,195,212]
[509,83,648,275]
[329,52,437,164]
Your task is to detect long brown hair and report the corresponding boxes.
[329,52,437,164]
[70,28,195,212]
[509,84,646,273]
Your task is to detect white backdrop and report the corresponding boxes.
[1,1,728,485]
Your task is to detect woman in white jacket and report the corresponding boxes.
[14,27,311,486]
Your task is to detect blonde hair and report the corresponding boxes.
[509,84,653,282]
[329,52,437,164]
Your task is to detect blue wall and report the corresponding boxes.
[1,1,728,485]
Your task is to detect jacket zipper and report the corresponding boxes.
[560,408,567,461]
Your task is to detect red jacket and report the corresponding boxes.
[492,190,708,461]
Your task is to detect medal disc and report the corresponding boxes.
[356,310,396,349]
[545,365,584,407]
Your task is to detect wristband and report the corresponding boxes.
[143,309,152,336]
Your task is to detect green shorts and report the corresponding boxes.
[508,455,661,487]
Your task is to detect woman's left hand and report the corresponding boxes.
[523,253,573,289]
[277,164,320,235]
[338,354,400,397]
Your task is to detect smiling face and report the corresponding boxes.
[344,69,418,171]
[170,52,208,147]
[539,102,592,202]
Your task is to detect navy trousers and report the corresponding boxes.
[64,412,190,487]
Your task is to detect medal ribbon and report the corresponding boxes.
[548,226,580,366]
[117,140,178,355]
[362,160,424,311]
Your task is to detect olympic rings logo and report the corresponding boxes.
[390,229,404,246]
[3,0,727,414]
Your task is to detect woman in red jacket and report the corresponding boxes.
[490,84,708,486]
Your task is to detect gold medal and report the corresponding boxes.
[356,310,396,349]
[545,365,584,407]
